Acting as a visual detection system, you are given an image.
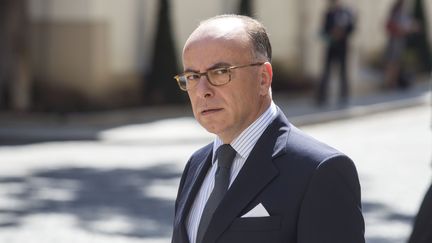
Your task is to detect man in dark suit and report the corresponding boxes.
[317,0,355,106]
[172,14,365,243]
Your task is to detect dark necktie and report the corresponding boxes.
[196,144,236,243]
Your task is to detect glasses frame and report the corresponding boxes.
[173,62,264,91]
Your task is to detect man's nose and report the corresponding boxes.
[194,75,213,98]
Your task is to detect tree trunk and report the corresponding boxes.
[0,0,31,111]
[238,0,254,17]
[146,0,184,104]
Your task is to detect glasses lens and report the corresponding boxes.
[208,68,230,86]
[176,76,187,91]
[176,73,200,91]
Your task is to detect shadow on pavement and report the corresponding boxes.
[0,103,194,146]
[363,201,414,221]
[362,201,414,243]
[0,163,181,238]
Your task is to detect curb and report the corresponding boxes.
[290,93,430,126]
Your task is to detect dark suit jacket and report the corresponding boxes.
[172,109,365,243]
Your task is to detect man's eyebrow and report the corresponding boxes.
[183,62,232,73]
[208,62,231,70]
[183,68,198,73]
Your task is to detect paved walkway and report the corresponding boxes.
[0,81,430,243]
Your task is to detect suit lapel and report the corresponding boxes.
[175,146,213,242]
[202,110,290,243]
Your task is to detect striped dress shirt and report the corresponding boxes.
[186,102,278,243]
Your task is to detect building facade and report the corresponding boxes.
[20,0,432,110]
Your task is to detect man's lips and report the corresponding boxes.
[201,108,223,115]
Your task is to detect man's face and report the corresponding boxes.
[182,21,271,143]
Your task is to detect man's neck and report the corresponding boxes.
[219,99,273,144]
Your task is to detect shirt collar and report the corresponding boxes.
[212,101,278,163]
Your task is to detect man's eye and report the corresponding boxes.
[185,73,200,80]
[211,68,229,75]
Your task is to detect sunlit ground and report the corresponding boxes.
[0,104,430,243]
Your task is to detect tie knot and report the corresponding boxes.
[216,144,236,168]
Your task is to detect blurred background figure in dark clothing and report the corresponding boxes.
[317,0,355,107]
[384,0,419,89]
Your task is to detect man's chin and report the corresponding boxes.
[199,121,222,136]
[202,125,220,135]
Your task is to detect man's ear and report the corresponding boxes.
[259,62,273,95]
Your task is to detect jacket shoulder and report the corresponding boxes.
[283,124,350,165]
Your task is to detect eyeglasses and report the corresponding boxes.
[173,62,264,91]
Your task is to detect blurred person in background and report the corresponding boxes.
[171,14,364,243]
[317,0,356,106]
[384,0,419,89]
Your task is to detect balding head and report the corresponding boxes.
[185,15,272,62]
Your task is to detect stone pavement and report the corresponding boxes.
[0,82,431,243]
